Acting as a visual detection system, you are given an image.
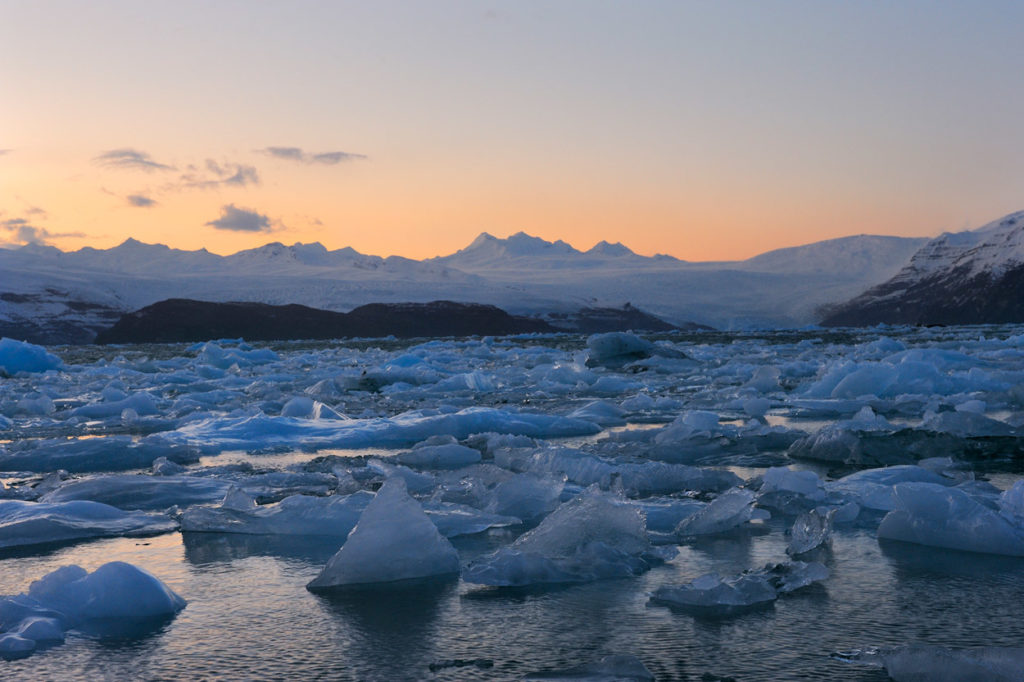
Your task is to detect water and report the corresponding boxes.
[3,515,1023,680]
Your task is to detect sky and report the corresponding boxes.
[2,1,1024,261]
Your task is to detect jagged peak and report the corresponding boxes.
[587,240,635,256]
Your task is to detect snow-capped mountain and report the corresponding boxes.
[0,227,931,343]
[822,211,1024,326]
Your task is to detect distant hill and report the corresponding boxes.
[822,211,1024,326]
[94,299,684,344]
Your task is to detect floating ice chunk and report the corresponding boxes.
[0,434,196,474]
[569,400,628,426]
[464,489,667,586]
[42,475,233,511]
[742,397,771,418]
[585,332,655,368]
[15,393,54,416]
[744,365,782,393]
[306,478,460,589]
[650,572,777,614]
[919,410,1017,437]
[650,561,827,615]
[760,467,826,501]
[197,342,278,369]
[151,457,185,476]
[0,338,62,375]
[833,644,1024,682]
[877,482,1024,556]
[636,498,705,533]
[396,441,481,470]
[280,396,348,420]
[70,392,158,419]
[786,508,834,555]
[675,488,755,537]
[27,561,186,622]
[826,466,953,512]
[523,654,654,681]
[168,406,599,454]
[422,501,521,537]
[621,393,656,411]
[998,480,1024,525]
[181,491,372,536]
[0,500,176,548]
[487,474,564,522]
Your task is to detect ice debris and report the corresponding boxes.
[674,488,756,537]
[306,478,460,589]
[787,508,834,555]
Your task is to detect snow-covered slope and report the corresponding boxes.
[0,229,930,343]
[822,211,1024,326]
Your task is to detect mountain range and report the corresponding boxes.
[4,211,1021,343]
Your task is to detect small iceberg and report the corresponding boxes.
[306,478,460,590]
[0,562,185,660]
[649,561,828,616]
[463,489,671,587]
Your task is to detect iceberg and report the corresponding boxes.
[674,488,756,537]
[0,338,62,376]
[464,489,670,586]
[181,490,373,536]
[787,508,834,555]
[0,562,185,659]
[649,561,827,616]
[877,482,1024,556]
[306,478,460,589]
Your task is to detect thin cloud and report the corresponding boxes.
[0,149,11,156]
[126,194,157,208]
[260,146,367,165]
[94,148,175,172]
[176,159,260,190]
[205,204,275,232]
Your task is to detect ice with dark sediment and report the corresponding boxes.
[833,644,1024,682]
[463,488,672,586]
[306,477,460,589]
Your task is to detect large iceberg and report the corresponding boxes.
[0,338,62,376]
[306,478,460,590]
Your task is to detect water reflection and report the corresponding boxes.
[313,579,455,680]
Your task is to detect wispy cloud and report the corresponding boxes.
[0,149,11,156]
[260,146,367,165]
[175,159,260,190]
[205,204,276,232]
[126,194,157,208]
[94,148,175,172]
